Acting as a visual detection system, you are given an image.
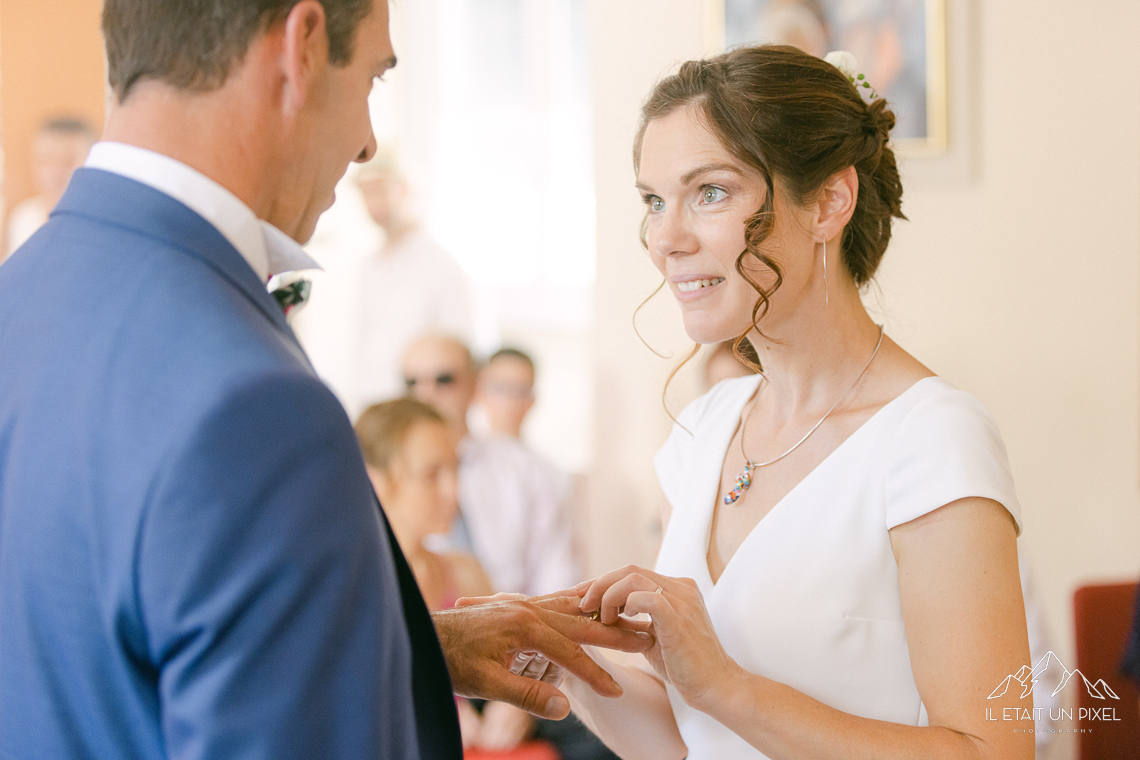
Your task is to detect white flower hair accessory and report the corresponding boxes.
[824,50,878,101]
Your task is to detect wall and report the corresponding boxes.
[582,0,708,577]
[0,0,105,210]
[584,3,1140,757]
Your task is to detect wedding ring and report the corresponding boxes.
[655,586,664,595]
[588,609,601,621]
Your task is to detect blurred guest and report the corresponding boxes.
[477,347,537,439]
[355,397,546,756]
[5,117,96,259]
[343,156,496,417]
[402,334,578,597]
[356,397,489,608]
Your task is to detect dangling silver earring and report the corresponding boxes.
[822,237,829,306]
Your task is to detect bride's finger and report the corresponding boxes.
[597,573,661,624]
[578,564,666,613]
[623,584,712,648]
[619,588,683,634]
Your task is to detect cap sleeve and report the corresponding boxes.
[885,387,1022,535]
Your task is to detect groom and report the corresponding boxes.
[0,1,643,758]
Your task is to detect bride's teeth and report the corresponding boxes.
[678,278,725,292]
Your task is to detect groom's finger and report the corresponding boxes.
[531,602,655,653]
[537,581,592,599]
[456,592,527,608]
[477,668,574,720]
[519,625,633,700]
[528,595,648,633]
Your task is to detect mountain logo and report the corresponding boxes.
[988,650,1119,701]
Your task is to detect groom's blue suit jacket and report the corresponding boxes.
[0,169,462,759]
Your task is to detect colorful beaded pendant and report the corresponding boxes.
[720,326,885,507]
[723,460,756,505]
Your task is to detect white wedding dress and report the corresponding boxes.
[654,375,1022,760]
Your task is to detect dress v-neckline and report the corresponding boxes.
[699,375,941,589]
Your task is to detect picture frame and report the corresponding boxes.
[705,0,948,157]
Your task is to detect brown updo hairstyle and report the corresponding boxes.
[634,44,905,371]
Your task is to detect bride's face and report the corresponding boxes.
[637,105,811,344]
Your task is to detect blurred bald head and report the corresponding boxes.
[401,334,477,436]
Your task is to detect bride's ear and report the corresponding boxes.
[813,165,858,241]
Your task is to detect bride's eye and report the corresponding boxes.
[643,195,665,213]
[701,186,727,204]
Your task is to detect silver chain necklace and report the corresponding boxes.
[722,326,885,506]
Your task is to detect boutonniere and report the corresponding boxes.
[267,273,313,321]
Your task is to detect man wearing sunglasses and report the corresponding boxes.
[403,334,579,599]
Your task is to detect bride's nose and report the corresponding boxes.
[649,206,698,259]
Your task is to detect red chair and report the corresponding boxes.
[464,740,561,760]
[1073,581,1140,759]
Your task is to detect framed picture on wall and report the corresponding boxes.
[705,0,947,156]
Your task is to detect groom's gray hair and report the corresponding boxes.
[103,0,373,102]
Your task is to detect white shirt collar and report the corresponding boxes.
[85,141,320,282]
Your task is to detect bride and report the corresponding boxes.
[564,45,1033,759]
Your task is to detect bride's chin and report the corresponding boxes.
[681,316,750,346]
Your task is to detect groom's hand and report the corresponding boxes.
[432,594,653,719]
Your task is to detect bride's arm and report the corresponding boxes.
[581,497,1034,760]
[561,649,686,760]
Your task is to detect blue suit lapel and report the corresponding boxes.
[54,169,301,351]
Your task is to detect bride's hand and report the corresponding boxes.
[578,565,744,711]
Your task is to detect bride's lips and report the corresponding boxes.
[671,275,727,302]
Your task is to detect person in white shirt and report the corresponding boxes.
[337,157,496,417]
[5,117,96,260]
[403,333,618,760]
[402,333,579,597]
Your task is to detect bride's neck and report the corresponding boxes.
[744,296,881,417]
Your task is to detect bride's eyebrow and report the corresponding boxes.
[635,162,744,193]
[680,162,743,184]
